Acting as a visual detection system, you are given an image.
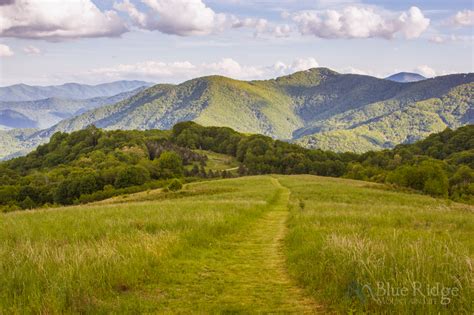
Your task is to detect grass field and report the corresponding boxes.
[195,149,240,172]
[0,175,472,313]
[279,175,474,314]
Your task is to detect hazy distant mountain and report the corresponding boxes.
[0,80,153,102]
[1,68,472,159]
[0,109,37,128]
[0,87,147,129]
[385,72,426,83]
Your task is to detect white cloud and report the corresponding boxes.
[0,43,13,57]
[231,17,292,37]
[396,7,430,39]
[272,57,319,75]
[23,45,41,55]
[114,0,228,36]
[292,6,429,39]
[429,34,473,44]
[338,66,368,75]
[0,0,127,40]
[415,65,436,78]
[88,58,264,81]
[449,10,474,27]
[85,57,325,83]
[113,0,149,29]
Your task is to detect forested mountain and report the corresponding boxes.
[1,69,472,159]
[0,87,147,129]
[0,80,153,102]
[385,72,426,83]
[1,122,472,212]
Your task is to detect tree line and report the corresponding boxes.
[0,122,472,211]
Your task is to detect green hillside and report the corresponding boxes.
[2,68,472,159]
[0,175,472,313]
[1,123,473,213]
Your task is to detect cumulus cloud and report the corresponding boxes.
[113,0,291,38]
[84,57,325,83]
[114,0,228,36]
[0,43,13,57]
[449,10,474,27]
[415,65,436,78]
[88,58,264,81]
[292,6,429,39]
[113,0,149,29]
[0,0,127,40]
[23,45,41,55]
[231,17,292,37]
[273,57,320,75]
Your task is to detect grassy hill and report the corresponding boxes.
[2,68,472,159]
[1,123,473,212]
[0,175,472,313]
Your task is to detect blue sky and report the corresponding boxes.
[0,0,472,86]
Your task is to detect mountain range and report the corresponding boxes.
[0,87,148,129]
[0,80,153,102]
[0,68,472,159]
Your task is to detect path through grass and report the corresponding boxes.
[0,176,317,313]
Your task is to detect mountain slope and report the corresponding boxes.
[385,72,426,83]
[1,68,473,159]
[0,109,37,128]
[0,80,153,102]
[39,77,301,140]
[296,81,474,151]
[0,87,147,129]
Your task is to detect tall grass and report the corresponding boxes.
[0,177,275,313]
[280,175,474,313]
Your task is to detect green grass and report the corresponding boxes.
[279,175,474,313]
[0,176,313,313]
[195,149,240,171]
[1,175,472,313]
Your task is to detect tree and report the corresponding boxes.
[156,151,184,178]
[114,166,150,188]
[20,196,35,210]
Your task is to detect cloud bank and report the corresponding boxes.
[292,6,430,39]
[86,57,324,82]
[0,0,127,40]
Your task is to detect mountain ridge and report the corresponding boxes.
[0,87,148,129]
[1,68,472,159]
[0,80,154,102]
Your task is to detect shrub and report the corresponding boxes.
[167,179,183,192]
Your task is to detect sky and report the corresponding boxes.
[0,0,473,86]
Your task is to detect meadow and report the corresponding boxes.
[280,175,474,313]
[0,175,472,313]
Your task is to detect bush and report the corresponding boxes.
[386,160,449,197]
[167,179,183,192]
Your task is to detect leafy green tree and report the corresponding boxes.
[156,151,183,178]
[114,166,150,188]
[20,196,35,210]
